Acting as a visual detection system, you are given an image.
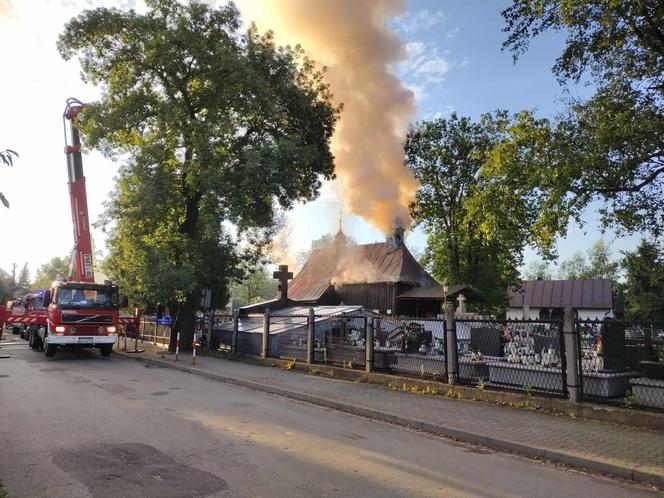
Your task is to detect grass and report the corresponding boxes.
[0,479,9,498]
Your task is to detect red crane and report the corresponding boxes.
[0,98,141,357]
[63,97,95,283]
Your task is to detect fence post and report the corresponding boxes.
[445,307,458,385]
[365,318,374,373]
[563,307,580,402]
[306,308,315,364]
[232,309,239,353]
[208,309,215,350]
[262,308,270,358]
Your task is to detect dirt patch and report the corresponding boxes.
[53,442,227,498]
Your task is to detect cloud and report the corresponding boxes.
[445,26,460,39]
[394,9,444,33]
[403,41,452,84]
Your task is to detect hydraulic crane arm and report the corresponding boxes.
[63,98,95,283]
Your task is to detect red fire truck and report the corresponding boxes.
[0,98,140,357]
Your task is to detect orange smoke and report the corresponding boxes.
[239,0,419,233]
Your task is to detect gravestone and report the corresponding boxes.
[601,320,627,370]
[470,326,501,357]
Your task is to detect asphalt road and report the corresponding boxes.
[0,337,659,498]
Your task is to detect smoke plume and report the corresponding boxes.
[239,0,419,233]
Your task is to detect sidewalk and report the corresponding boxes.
[114,341,664,488]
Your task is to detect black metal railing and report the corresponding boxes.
[455,319,567,397]
[315,315,368,368]
[577,319,664,411]
[373,317,447,380]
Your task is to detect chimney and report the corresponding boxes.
[386,226,404,253]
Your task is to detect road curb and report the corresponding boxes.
[115,351,664,488]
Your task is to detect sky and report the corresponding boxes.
[0,0,644,282]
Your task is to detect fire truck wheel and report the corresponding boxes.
[44,343,57,357]
[100,344,112,357]
[29,331,38,349]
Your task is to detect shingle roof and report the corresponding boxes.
[509,279,613,309]
[288,242,437,302]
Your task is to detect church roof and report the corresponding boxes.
[288,241,437,302]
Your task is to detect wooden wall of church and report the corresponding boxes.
[334,283,412,315]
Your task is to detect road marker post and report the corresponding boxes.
[192,331,197,365]
[175,332,180,361]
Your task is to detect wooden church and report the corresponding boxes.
[242,226,447,317]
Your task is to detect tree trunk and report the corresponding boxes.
[169,299,196,352]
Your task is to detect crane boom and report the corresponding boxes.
[63,98,94,283]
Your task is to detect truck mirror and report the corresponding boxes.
[42,290,51,307]
[121,296,129,308]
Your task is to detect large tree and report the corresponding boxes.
[33,256,70,290]
[406,113,531,311]
[58,0,339,350]
[494,1,664,243]
[622,240,664,322]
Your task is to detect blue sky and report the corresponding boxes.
[396,0,641,269]
[0,0,644,280]
[289,0,642,271]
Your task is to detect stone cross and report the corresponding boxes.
[273,264,293,301]
[456,293,466,314]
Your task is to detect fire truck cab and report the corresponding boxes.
[37,281,124,357]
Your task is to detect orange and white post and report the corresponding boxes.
[192,331,197,365]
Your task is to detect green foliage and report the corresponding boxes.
[58,0,339,348]
[621,240,664,322]
[33,256,70,290]
[499,1,664,241]
[16,263,30,289]
[558,253,586,280]
[558,240,619,280]
[522,260,553,281]
[0,276,13,303]
[229,263,277,307]
[406,113,529,312]
[0,148,18,208]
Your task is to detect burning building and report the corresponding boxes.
[288,226,436,315]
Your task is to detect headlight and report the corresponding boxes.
[55,326,65,333]
[107,326,117,334]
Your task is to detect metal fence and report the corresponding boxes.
[270,314,310,361]
[455,319,567,397]
[373,317,447,379]
[315,315,368,368]
[577,319,664,411]
[209,309,664,412]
